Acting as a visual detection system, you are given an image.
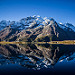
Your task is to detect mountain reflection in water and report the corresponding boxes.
[0,44,75,75]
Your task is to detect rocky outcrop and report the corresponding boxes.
[35,22,75,42]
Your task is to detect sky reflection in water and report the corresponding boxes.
[0,44,75,75]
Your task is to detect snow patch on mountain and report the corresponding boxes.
[58,22,75,32]
[0,15,75,32]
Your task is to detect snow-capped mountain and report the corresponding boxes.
[0,15,75,42]
[58,22,75,32]
[0,15,75,32]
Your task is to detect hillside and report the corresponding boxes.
[0,15,75,42]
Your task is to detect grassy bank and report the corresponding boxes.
[35,40,75,45]
[0,40,75,45]
[0,41,30,44]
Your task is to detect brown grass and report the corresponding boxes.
[0,40,75,45]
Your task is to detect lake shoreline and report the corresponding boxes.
[0,40,75,45]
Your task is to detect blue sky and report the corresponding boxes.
[0,0,75,25]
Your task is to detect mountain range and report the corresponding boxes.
[0,15,75,42]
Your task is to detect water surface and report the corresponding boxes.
[0,44,75,75]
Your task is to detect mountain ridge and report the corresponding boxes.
[0,15,75,42]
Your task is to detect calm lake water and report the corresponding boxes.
[0,44,75,75]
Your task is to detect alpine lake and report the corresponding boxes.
[0,43,75,75]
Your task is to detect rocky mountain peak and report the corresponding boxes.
[0,15,75,42]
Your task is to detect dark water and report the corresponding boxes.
[0,44,75,75]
